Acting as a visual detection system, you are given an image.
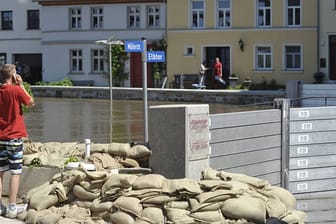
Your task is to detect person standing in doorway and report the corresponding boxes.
[214,57,226,88]
[0,64,34,218]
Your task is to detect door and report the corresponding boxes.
[205,47,230,88]
[329,35,336,80]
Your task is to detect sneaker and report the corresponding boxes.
[0,204,6,216]
[6,204,26,219]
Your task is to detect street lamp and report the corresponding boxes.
[95,38,124,143]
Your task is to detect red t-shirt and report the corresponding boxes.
[0,85,31,140]
[214,61,222,77]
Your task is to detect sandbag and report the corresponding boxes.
[165,208,194,224]
[140,207,165,224]
[201,167,221,180]
[123,188,162,199]
[218,171,269,189]
[221,195,266,224]
[190,210,225,223]
[110,211,135,224]
[165,201,189,210]
[264,185,297,211]
[198,179,233,191]
[36,212,62,224]
[128,144,152,159]
[113,196,143,217]
[162,178,203,195]
[102,174,138,196]
[90,198,113,212]
[73,184,100,200]
[196,189,242,204]
[29,183,63,210]
[132,174,166,190]
[281,210,306,224]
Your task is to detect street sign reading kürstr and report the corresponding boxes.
[125,40,144,52]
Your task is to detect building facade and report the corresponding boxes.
[34,0,166,87]
[319,0,336,82]
[0,0,42,84]
[166,0,319,87]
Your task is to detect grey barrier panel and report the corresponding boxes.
[148,104,210,180]
[209,109,282,186]
[289,106,336,194]
[289,106,336,223]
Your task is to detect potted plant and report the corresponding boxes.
[242,76,252,89]
[229,73,239,88]
[313,72,325,84]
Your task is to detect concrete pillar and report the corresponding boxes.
[148,104,210,180]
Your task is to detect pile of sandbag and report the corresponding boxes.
[23,142,151,169]
[18,167,306,224]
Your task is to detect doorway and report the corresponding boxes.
[329,35,336,80]
[205,47,230,88]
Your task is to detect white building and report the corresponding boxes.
[34,0,167,87]
[0,0,42,84]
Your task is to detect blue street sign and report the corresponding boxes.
[125,40,144,52]
[147,51,165,62]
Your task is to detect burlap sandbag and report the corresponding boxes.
[140,194,174,205]
[36,212,62,224]
[221,195,266,224]
[132,174,166,190]
[165,208,194,224]
[29,183,66,210]
[196,189,242,204]
[24,209,44,224]
[73,184,100,200]
[119,157,140,168]
[73,200,93,209]
[189,198,223,212]
[263,193,288,219]
[110,211,135,224]
[218,171,269,189]
[123,188,162,199]
[102,174,138,196]
[165,201,189,210]
[53,169,87,193]
[105,143,132,156]
[201,167,221,180]
[198,179,233,191]
[264,185,297,211]
[90,198,113,212]
[281,210,306,224]
[113,196,143,217]
[26,181,50,202]
[139,207,165,224]
[190,210,225,223]
[89,152,122,170]
[128,144,152,159]
[162,178,203,196]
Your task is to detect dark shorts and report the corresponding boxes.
[0,138,23,175]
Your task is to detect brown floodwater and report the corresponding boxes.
[24,97,272,144]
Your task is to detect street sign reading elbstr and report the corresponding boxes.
[147,51,165,62]
[125,40,144,52]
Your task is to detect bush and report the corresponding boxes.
[36,77,73,86]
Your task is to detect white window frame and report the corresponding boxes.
[70,8,81,29]
[257,0,271,27]
[217,0,231,28]
[147,5,160,28]
[92,49,105,73]
[191,0,204,28]
[91,7,103,29]
[128,6,141,28]
[70,49,83,73]
[286,0,301,27]
[283,44,302,71]
[255,45,273,70]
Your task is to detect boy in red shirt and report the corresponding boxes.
[0,64,34,218]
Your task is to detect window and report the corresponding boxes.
[257,0,271,27]
[27,10,40,30]
[147,6,160,28]
[184,46,194,56]
[256,46,272,70]
[70,8,81,29]
[287,0,301,26]
[70,49,83,72]
[217,0,231,28]
[191,0,204,28]
[91,7,103,29]
[0,53,6,66]
[128,6,140,28]
[1,11,13,30]
[92,49,105,73]
[285,45,302,70]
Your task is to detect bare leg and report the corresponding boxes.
[0,172,3,202]
[9,174,19,204]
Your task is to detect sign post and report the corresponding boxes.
[124,39,165,144]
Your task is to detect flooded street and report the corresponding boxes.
[24,97,271,144]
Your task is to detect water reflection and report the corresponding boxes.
[24,97,271,143]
